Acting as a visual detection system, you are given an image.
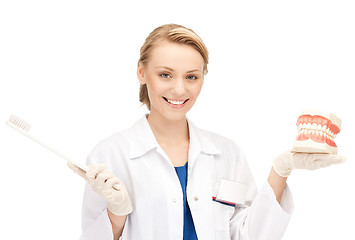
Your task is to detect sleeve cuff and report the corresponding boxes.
[263,181,294,215]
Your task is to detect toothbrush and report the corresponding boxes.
[5,114,120,191]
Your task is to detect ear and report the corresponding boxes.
[137,62,145,85]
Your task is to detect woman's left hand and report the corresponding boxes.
[272,151,346,177]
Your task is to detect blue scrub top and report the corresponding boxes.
[174,162,198,240]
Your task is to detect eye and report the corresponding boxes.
[187,75,197,80]
[160,73,171,79]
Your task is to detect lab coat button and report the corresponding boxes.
[194,197,198,201]
[172,198,177,203]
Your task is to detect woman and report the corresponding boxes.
[68,23,344,240]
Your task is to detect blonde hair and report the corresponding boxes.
[138,23,209,110]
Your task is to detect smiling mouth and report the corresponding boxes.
[162,97,189,105]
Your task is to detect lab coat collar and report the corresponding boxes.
[129,114,159,159]
[187,117,222,156]
[129,114,221,159]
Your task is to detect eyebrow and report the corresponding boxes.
[155,66,201,73]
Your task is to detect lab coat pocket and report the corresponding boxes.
[212,179,248,231]
[216,179,248,206]
[212,200,234,232]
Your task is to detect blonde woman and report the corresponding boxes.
[68,23,344,240]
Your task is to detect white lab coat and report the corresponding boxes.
[80,115,294,240]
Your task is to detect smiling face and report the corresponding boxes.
[137,40,205,121]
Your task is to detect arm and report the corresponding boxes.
[229,163,293,240]
[107,210,127,240]
[267,167,287,204]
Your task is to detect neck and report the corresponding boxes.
[146,110,189,145]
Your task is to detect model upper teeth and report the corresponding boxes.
[166,99,185,105]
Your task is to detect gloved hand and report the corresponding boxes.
[67,162,133,216]
[272,151,346,177]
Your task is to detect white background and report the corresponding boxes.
[1,0,354,239]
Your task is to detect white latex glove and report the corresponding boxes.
[67,162,133,216]
[272,151,346,177]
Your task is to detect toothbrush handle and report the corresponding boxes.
[6,121,120,191]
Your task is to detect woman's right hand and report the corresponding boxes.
[67,162,133,216]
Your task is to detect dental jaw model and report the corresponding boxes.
[292,110,341,154]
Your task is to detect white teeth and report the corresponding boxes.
[297,123,338,141]
[166,98,185,105]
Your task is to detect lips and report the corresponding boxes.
[292,110,342,154]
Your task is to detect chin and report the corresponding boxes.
[162,111,189,122]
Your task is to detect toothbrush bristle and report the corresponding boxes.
[8,114,31,131]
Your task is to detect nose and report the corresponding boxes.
[171,77,187,96]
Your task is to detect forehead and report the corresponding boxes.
[147,40,204,71]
